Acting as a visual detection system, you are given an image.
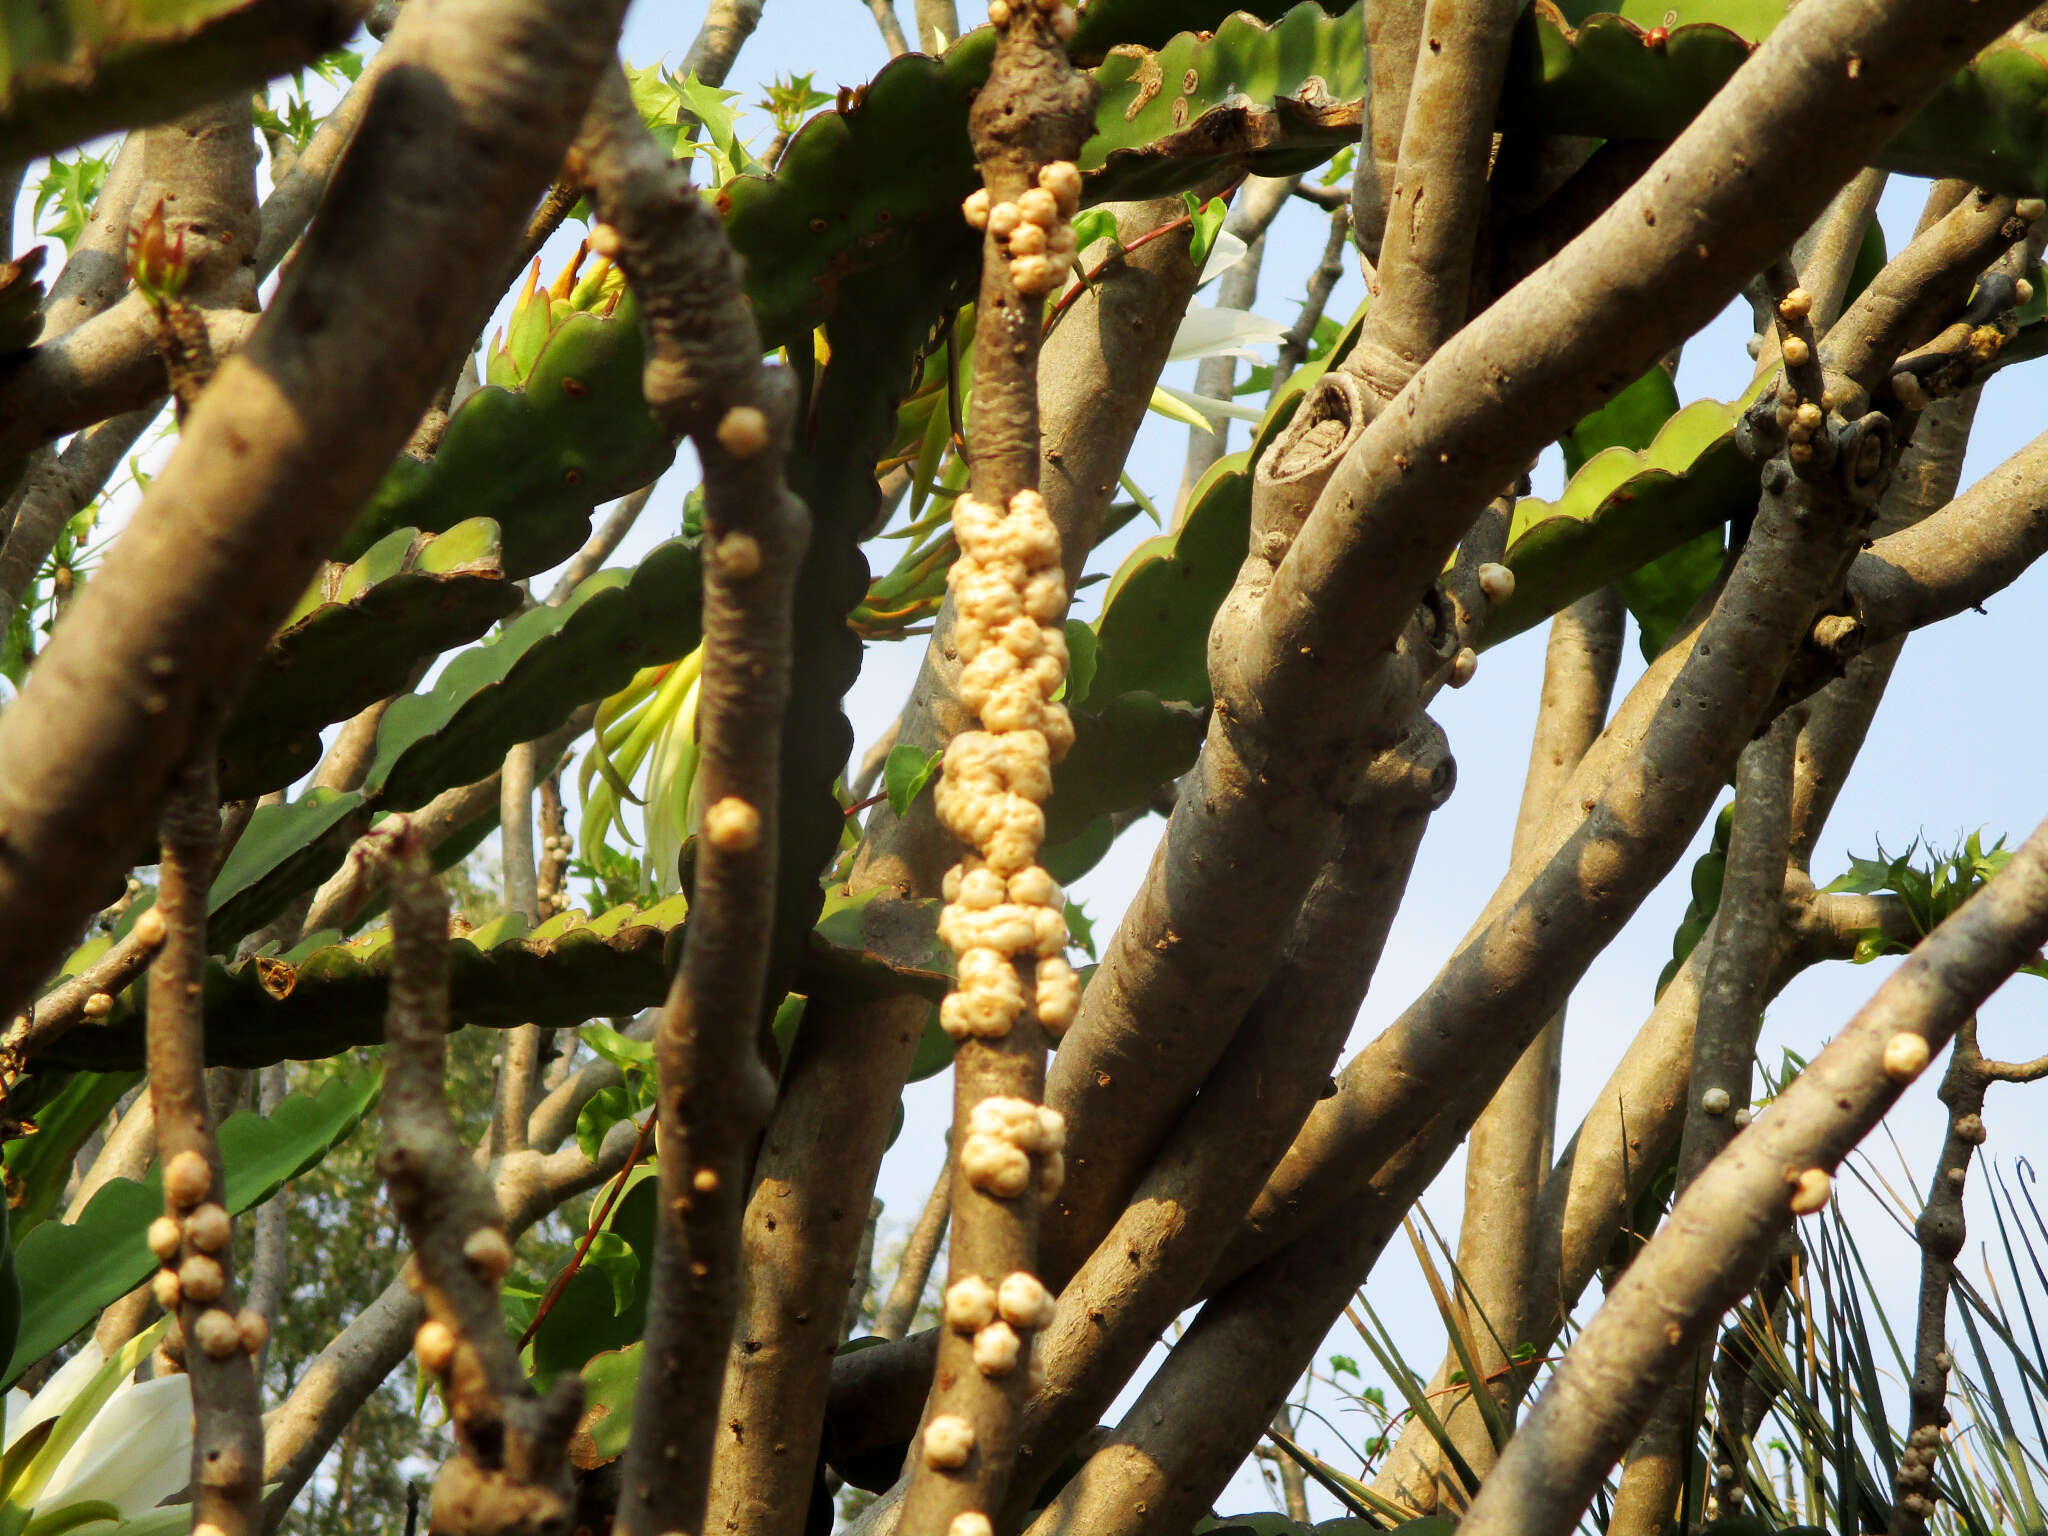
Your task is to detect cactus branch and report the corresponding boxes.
[1889,1023,2048,1536]
[260,1106,636,1532]
[147,749,266,1536]
[1455,806,2048,1536]
[876,1155,954,1343]
[1011,720,1454,1532]
[574,60,809,1536]
[1343,0,1518,404]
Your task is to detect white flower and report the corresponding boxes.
[1197,230,1249,287]
[1167,304,1288,365]
[2,1336,194,1535]
[40,1375,193,1523]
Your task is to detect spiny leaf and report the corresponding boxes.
[1084,3,1366,202]
[218,518,520,800]
[4,1069,378,1384]
[342,293,675,577]
[40,901,690,1072]
[1507,5,2048,198]
[2,1071,141,1240]
[366,539,705,812]
[1484,380,1767,649]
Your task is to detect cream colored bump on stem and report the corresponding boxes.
[704,797,762,853]
[415,1319,457,1373]
[463,1226,513,1282]
[164,1149,211,1207]
[1787,1167,1832,1215]
[193,1308,241,1359]
[715,405,772,458]
[1883,1031,1931,1081]
[944,1276,999,1333]
[923,1415,976,1470]
[717,531,762,579]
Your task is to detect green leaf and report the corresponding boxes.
[5,1071,376,1385]
[366,540,705,812]
[1184,193,1228,272]
[2,1072,140,1239]
[571,1344,642,1469]
[205,788,369,944]
[882,745,943,818]
[342,293,675,577]
[530,1176,658,1383]
[39,901,690,1073]
[575,1086,633,1164]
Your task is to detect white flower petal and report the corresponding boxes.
[19,1346,108,1442]
[1167,305,1288,364]
[1152,384,1268,425]
[41,1376,191,1520]
[6,1386,33,1452]
[1197,231,1248,287]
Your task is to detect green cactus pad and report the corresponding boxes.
[1047,691,1209,845]
[207,787,371,944]
[1083,3,1367,202]
[0,0,358,165]
[1506,5,2048,197]
[725,4,1371,351]
[366,538,704,813]
[218,518,520,800]
[1084,451,1253,712]
[1069,0,1320,57]
[341,294,674,576]
[810,888,953,998]
[1484,381,1764,649]
[41,898,690,1072]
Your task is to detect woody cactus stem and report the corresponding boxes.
[899,7,1094,1534]
[375,827,583,1536]
[574,61,807,1536]
[144,749,265,1536]
[1456,807,2048,1536]
[1891,1021,2048,1536]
